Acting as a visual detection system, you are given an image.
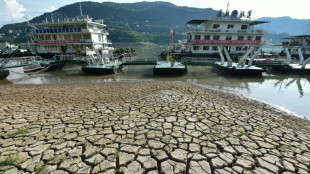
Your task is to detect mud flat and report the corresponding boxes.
[0,81,309,174]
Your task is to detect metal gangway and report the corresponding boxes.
[0,49,21,69]
[0,45,9,55]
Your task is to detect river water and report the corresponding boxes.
[1,45,310,118]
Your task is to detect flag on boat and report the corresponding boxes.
[171,28,175,39]
[30,37,34,43]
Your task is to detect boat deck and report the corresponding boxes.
[82,62,123,74]
[153,61,187,75]
[214,62,266,76]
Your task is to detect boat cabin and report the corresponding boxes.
[31,15,113,55]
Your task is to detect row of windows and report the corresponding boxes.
[37,34,92,41]
[213,24,248,30]
[193,46,250,51]
[193,35,261,40]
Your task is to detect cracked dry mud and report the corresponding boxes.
[0,81,309,174]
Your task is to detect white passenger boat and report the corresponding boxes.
[29,5,114,58]
[162,6,269,61]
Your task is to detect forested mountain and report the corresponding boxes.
[0,1,308,44]
[258,17,310,36]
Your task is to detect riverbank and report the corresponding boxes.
[0,81,309,173]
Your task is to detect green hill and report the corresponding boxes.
[0,1,307,45]
[0,1,217,44]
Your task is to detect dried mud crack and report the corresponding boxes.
[0,81,309,174]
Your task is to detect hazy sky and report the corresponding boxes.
[0,0,309,26]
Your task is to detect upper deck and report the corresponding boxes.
[186,17,269,35]
[32,15,108,35]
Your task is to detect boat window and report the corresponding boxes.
[241,25,248,30]
[188,34,192,40]
[204,35,210,40]
[227,24,234,29]
[213,35,220,40]
[226,36,232,40]
[53,35,57,40]
[193,46,200,50]
[98,34,102,42]
[213,24,220,29]
[72,34,81,40]
[236,47,242,51]
[64,35,71,40]
[195,35,201,40]
[238,36,244,40]
[247,36,252,40]
[39,36,44,40]
[83,34,91,39]
[255,36,261,40]
[212,46,218,50]
[203,46,209,50]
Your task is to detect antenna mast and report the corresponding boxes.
[80,3,83,16]
[226,1,230,11]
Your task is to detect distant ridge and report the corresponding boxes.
[0,1,309,44]
[258,16,310,35]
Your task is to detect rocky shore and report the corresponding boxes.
[0,81,309,174]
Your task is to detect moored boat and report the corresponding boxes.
[82,62,123,74]
[28,5,113,58]
[161,6,269,60]
[82,48,122,74]
[153,55,187,75]
[214,46,267,76]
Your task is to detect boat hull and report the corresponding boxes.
[161,51,239,61]
[0,69,10,79]
[214,64,266,76]
[153,61,187,75]
[271,65,310,74]
[23,62,65,73]
[0,53,35,58]
[153,67,187,75]
[82,65,122,74]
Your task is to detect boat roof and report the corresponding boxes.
[185,19,269,26]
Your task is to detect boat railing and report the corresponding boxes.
[190,29,266,34]
[250,56,288,65]
[181,57,218,64]
[122,56,158,63]
[53,54,80,61]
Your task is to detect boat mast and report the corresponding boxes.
[80,3,83,16]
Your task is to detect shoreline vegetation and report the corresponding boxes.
[0,81,309,173]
